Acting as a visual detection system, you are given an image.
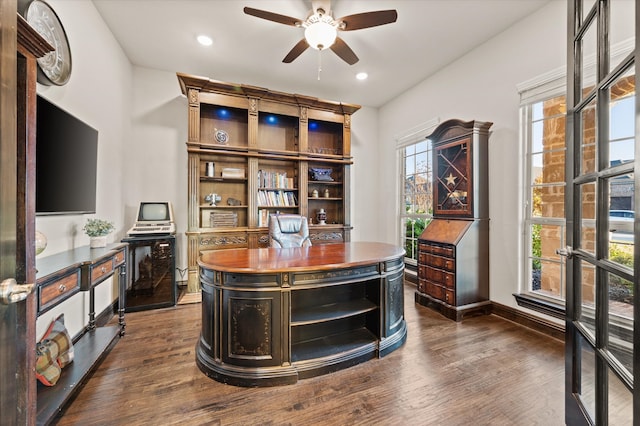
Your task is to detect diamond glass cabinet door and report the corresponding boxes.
[434,137,471,216]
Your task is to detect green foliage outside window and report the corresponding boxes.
[531,223,542,270]
[404,218,429,260]
[609,243,634,301]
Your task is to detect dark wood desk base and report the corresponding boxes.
[196,242,407,387]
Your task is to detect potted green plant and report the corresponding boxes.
[83,218,115,248]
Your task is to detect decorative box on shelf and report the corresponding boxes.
[221,168,245,179]
[210,211,238,228]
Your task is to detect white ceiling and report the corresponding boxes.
[92,0,552,108]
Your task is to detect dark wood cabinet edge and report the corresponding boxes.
[407,280,565,341]
[415,291,491,321]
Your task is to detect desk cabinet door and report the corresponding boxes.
[222,289,282,367]
[384,269,404,337]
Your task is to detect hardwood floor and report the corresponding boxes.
[55,284,565,425]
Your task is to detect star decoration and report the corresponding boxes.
[445,172,457,186]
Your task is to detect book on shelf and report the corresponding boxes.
[258,170,294,189]
[257,190,297,207]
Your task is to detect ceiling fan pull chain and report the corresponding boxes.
[317,50,322,80]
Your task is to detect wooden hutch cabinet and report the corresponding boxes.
[416,119,492,321]
[177,73,360,291]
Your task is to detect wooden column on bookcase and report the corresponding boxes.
[343,113,352,240]
[247,157,258,230]
[299,106,308,153]
[299,162,309,221]
[248,97,258,150]
[298,106,309,220]
[186,152,200,292]
[247,97,260,245]
[343,164,352,241]
[186,88,201,292]
[343,114,352,158]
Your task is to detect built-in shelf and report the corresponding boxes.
[291,299,378,326]
[178,72,360,290]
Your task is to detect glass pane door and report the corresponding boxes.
[565,1,637,424]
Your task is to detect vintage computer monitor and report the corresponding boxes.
[127,201,175,236]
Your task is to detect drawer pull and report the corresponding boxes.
[58,284,67,293]
[101,266,107,273]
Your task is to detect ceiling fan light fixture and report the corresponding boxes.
[304,22,337,50]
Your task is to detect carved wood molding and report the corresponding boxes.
[200,235,247,247]
[309,232,343,242]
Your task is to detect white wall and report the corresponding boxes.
[377,0,567,314]
[34,0,132,338]
[349,106,381,242]
[127,67,188,273]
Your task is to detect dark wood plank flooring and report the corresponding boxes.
[55,284,565,425]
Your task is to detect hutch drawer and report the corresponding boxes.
[424,265,455,288]
[425,253,455,271]
[419,242,454,258]
[425,281,444,300]
[444,288,455,305]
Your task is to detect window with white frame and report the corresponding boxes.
[397,120,438,265]
[520,42,635,307]
[523,93,568,301]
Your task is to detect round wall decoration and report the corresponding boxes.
[214,129,229,145]
[25,0,72,86]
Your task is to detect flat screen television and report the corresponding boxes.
[36,96,99,215]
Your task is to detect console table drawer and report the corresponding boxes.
[38,271,81,314]
[90,259,113,287]
[113,249,125,267]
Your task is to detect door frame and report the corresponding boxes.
[564,0,639,424]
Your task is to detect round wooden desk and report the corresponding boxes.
[197,242,407,386]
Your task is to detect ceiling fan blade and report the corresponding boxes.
[243,7,301,27]
[338,10,398,31]
[283,39,310,63]
[330,37,359,65]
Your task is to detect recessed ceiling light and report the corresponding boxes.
[356,72,368,80]
[197,35,213,46]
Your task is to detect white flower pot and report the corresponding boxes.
[90,236,107,248]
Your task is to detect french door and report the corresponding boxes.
[564,0,637,424]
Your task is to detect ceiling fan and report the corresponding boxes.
[243,1,398,65]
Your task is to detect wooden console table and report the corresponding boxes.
[35,242,127,425]
[197,241,406,387]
